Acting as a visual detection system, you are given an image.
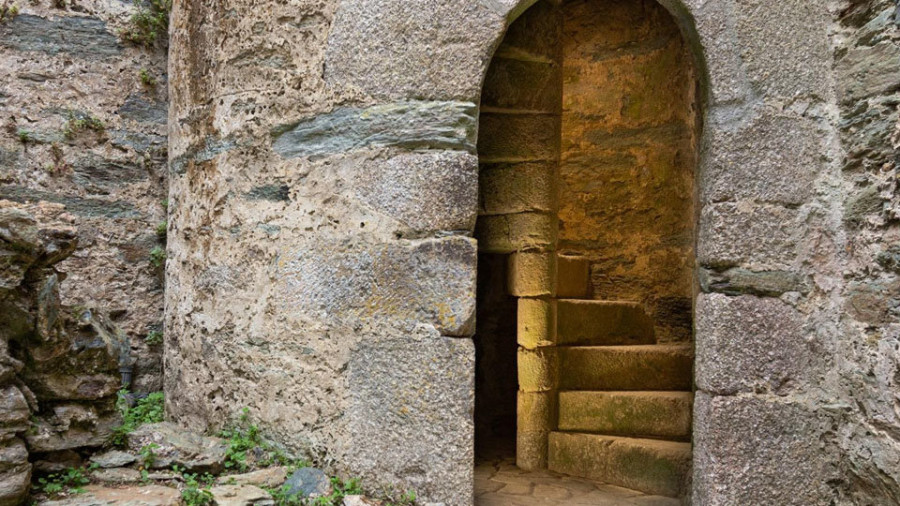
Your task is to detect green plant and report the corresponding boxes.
[267,484,303,506]
[181,472,214,506]
[122,0,171,48]
[155,220,167,240]
[220,408,306,472]
[17,129,31,143]
[149,246,166,268]
[161,199,169,210]
[145,330,163,346]
[46,143,71,174]
[385,489,417,506]
[63,113,104,140]
[0,3,19,23]
[111,391,165,446]
[139,443,159,468]
[139,68,158,87]
[37,467,90,497]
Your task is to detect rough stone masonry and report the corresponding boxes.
[0,0,898,504]
[163,0,900,504]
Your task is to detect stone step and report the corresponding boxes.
[557,299,655,346]
[548,432,691,498]
[557,345,693,391]
[558,391,693,440]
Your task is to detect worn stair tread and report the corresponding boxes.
[557,299,655,346]
[548,431,691,498]
[557,344,693,391]
[558,391,693,439]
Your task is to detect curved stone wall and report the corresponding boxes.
[167,0,896,504]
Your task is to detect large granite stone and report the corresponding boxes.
[351,151,478,234]
[701,111,823,206]
[325,0,505,101]
[696,293,812,395]
[346,329,474,506]
[278,237,477,336]
[698,203,799,271]
[693,393,841,505]
[733,0,831,99]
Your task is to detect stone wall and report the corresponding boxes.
[0,1,168,394]
[165,0,900,505]
[559,0,698,343]
[834,0,900,502]
[0,201,126,505]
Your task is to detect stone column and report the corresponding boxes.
[476,0,563,470]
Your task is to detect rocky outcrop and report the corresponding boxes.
[0,201,128,505]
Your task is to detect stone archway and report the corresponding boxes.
[474,0,701,499]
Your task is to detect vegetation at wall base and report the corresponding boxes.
[111,390,165,446]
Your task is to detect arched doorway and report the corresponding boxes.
[474,0,701,500]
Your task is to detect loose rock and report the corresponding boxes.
[217,466,288,489]
[284,467,331,498]
[37,484,180,505]
[90,449,138,468]
[209,484,274,506]
[126,422,228,474]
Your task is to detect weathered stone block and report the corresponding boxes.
[508,251,557,297]
[692,392,841,505]
[557,345,692,391]
[696,293,812,395]
[517,297,556,349]
[481,57,561,112]
[698,267,809,297]
[494,0,561,58]
[549,432,691,498]
[836,41,900,104]
[701,112,822,206]
[556,254,589,298]
[518,347,557,392]
[26,404,120,453]
[477,113,560,162]
[353,152,478,233]
[734,0,830,99]
[686,0,752,104]
[127,422,228,474]
[0,15,122,57]
[273,101,477,158]
[325,0,505,101]
[516,391,555,471]
[558,391,692,440]
[844,280,900,325]
[478,162,556,216]
[0,387,29,435]
[118,94,168,125]
[38,484,181,505]
[698,203,798,270]
[279,237,477,336]
[347,331,473,506]
[475,212,556,253]
[556,300,655,346]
